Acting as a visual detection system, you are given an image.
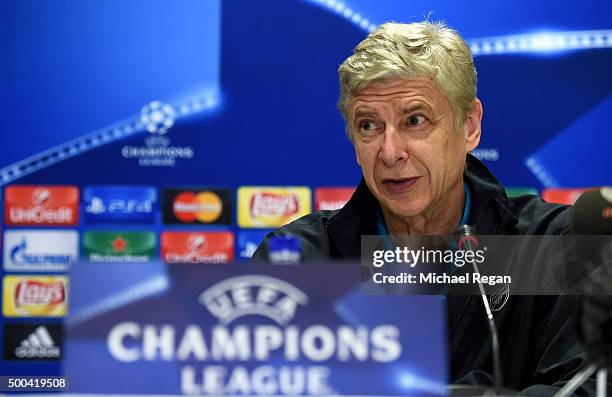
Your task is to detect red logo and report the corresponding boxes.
[315,187,355,211]
[161,231,234,263]
[5,186,79,225]
[249,193,298,217]
[542,188,589,205]
[15,280,66,307]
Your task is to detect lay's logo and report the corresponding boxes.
[5,185,79,226]
[238,187,311,228]
[3,276,68,317]
[250,192,299,217]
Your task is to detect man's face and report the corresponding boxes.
[349,77,481,222]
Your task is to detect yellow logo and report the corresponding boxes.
[3,276,68,317]
[238,187,311,228]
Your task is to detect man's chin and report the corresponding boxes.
[382,203,428,223]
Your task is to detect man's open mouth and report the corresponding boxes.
[381,177,421,193]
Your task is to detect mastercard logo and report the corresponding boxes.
[172,191,223,223]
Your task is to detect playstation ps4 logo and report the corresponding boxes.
[199,275,309,325]
[86,197,153,215]
[83,186,157,224]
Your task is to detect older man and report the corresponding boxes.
[254,21,594,393]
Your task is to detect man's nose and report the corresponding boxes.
[379,127,407,167]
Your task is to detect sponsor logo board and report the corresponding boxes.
[83,186,157,223]
[504,187,539,198]
[3,230,78,272]
[83,231,156,262]
[5,186,79,226]
[161,231,234,263]
[314,187,355,211]
[3,275,68,317]
[542,188,590,205]
[237,230,270,259]
[3,323,62,360]
[163,188,232,225]
[238,187,311,228]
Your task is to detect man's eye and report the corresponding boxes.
[408,115,426,126]
[359,120,377,132]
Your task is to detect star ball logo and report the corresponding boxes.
[121,100,194,167]
[140,100,175,135]
[106,275,403,395]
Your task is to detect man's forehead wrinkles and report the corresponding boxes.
[355,87,434,100]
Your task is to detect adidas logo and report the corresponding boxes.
[14,326,60,359]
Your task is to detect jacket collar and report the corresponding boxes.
[326,154,518,257]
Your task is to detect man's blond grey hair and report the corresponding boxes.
[338,21,477,138]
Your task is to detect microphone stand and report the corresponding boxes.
[457,225,504,392]
[554,255,612,397]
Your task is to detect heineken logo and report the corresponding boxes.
[83,231,156,263]
[199,276,309,325]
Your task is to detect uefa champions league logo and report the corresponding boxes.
[122,100,193,166]
[199,276,309,325]
[140,100,175,135]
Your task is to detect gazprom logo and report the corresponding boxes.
[199,276,309,325]
[3,231,78,272]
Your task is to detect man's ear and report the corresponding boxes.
[463,98,483,153]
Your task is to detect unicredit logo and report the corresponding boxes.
[161,232,233,264]
[249,193,299,217]
[187,234,207,251]
[15,280,66,307]
[199,275,309,325]
[5,186,79,225]
[10,207,73,224]
[32,188,51,206]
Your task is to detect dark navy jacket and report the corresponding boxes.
[254,155,597,395]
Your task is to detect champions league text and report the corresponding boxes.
[107,322,402,395]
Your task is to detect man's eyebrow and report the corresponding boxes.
[353,110,377,119]
[400,103,433,114]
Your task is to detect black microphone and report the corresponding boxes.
[456,225,504,391]
[571,188,612,265]
[571,188,612,369]
[553,188,612,397]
